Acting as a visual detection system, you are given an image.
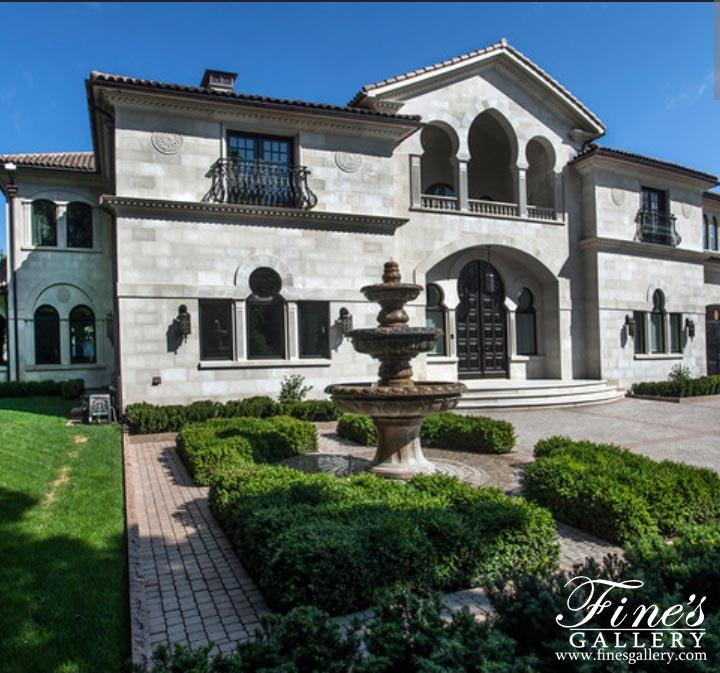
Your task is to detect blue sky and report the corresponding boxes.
[1,2,718,252]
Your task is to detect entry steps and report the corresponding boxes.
[455,379,625,410]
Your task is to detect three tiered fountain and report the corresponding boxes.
[326,261,467,479]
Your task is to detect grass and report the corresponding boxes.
[0,396,129,673]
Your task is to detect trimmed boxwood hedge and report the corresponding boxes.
[631,374,720,398]
[209,466,558,615]
[177,416,318,485]
[0,378,84,399]
[523,436,720,544]
[125,396,340,434]
[336,411,516,454]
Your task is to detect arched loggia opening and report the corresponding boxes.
[420,123,458,210]
[526,137,556,218]
[467,111,517,206]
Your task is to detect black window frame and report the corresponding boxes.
[227,131,295,166]
[633,310,647,355]
[32,199,58,247]
[298,301,330,359]
[67,201,94,249]
[516,288,537,356]
[34,304,61,365]
[425,283,446,356]
[246,268,286,360]
[199,299,234,361]
[69,304,97,364]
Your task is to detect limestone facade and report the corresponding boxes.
[1,41,719,406]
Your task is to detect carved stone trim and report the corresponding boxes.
[335,152,363,173]
[151,131,183,155]
[610,188,625,206]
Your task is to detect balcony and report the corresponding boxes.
[469,198,519,218]
[420,194,458,211]
[635,210,681,247]
[205,158,317,210]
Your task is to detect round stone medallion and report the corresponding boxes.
[151,131,183,155]
[57,287,71,303]
[335,151,363,173]
[610,188,625,207]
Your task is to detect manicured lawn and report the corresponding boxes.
[0,397,129,673]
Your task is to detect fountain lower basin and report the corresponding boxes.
[326,381,467,479]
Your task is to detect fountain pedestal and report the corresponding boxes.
[326,261,466,480]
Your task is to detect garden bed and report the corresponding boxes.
[209,465,558,615]
[522,435,720,544]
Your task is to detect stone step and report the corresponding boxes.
[460,383,611,399]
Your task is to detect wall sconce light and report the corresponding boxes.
[176,304,191,342]
[339,307,354,335]
[106,313,114,345]
[685,318,696,339]
[625,314,636,338]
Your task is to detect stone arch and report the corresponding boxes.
[467,109,518,202]
[234,255,295,298]
[525,136,557,209]
[29,282,99,320]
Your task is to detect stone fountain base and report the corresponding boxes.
[325,381,467,480]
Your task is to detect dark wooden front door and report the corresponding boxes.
[707,306,720,375]
[456,260,508,377]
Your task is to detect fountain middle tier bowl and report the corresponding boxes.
[360,282,423,304]
[325,381,467,417]
[347,327,442,358]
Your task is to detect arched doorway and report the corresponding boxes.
[707,306,720,375]
[456,260,508,377]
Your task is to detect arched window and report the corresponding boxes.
[703,215,710,250]
[712,217,719,252]
[34,305,60,364]
[69,305,96,364]
[425,283,446,356]
[516,288,537,355]
[67,202,93,248]
[650,290,665,354]
[32,200,57,247]
[247,268,285,358]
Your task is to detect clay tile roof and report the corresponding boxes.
[570,144,718,184]
[89,71,422,123]
[347,40,604,131]
[0,152,96,172]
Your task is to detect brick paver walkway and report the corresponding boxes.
[125,424,624,667]
[125,433,269,667]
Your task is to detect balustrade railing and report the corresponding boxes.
[468,199,519,217]
[420,194,459,211]
[527,205,557,220]
[205,158,317,209]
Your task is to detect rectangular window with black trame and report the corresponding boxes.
[199,300,234,360]
[298,302,329,358]
[633,311,647,354]
[670,313,683,353]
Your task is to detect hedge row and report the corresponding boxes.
[523,435,720,544]
[177,416,318,485]
[336,412,516,454]
[125,396,340,434]
[209,466,558,615]
[631,374,720,398]
[0,378,83,399]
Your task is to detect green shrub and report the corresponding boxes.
[421,412,516,454]
[60,378,84,399]
[631,374,720,398]
[209,466,558,615]
[279,374,313,402]
[336,413,377,446]
[221,395,279,419]
[177,416,317,485]
[524,436,720,544]
[278,399,341,422]
[0,379,85,398]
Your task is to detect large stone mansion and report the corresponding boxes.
[2,40,720,410]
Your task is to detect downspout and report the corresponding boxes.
[4,166,20,381]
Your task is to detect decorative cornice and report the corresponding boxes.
[578,236,720,264]
[99,195,408,235]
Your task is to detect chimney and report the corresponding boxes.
[200,69,237,93]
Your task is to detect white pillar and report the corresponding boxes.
[410,155,422,208]
[513,165,528,218]
[235,301,246,360]
[287,302,299,360]
[553,171,564,221]
[451,158,469,211]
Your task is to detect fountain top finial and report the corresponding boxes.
[382,261,401,285]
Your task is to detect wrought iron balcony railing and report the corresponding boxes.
[635,209,681,247]
[205,158,317,210]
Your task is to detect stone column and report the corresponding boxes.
[553,171,564,221]
[513,165,528,218]
[409,155,422,208]
[451,157,469,211]
[287,302,299,360]
[234,301,246,360]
